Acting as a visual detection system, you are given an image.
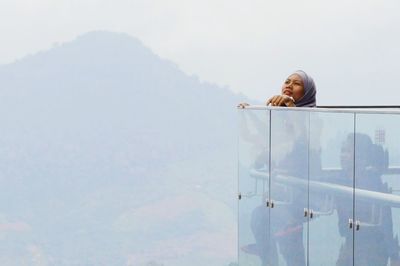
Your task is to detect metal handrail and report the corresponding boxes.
[317,105,400,109]
[237,105,400,114]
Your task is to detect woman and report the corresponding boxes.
[266,70,316,107]
[238,70,316,108]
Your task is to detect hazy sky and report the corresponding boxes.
[2,0,400,105]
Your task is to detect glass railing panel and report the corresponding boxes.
[238,107,400,266]
[238,109,270,266]
[308,112,354,266]
[354,114,400,266]
[270,109,308,266]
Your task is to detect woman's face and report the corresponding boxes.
[281,74,305,102]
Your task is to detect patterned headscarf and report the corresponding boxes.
[291,70,316,107]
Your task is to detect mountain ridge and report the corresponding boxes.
[0,30,240,266]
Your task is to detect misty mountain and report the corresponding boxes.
[0,31,242,265]
[0,31,239,166]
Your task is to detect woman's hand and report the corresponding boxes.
[237,102,250,109]
[266,95,296,107]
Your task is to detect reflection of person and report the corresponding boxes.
[336,133,400,266]
[241,70,317,266]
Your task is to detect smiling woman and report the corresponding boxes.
[267,70,317,107]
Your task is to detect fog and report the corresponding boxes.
[1,1,400,265]
[1,0,400,105]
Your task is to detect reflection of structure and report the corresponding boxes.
[250,171,400,208]
[375,128,386,145]
[238,106,400,266]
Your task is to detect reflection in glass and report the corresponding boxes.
[238,109,269,266]
[238,109,400,266]
[354,114,400,266]
[309,112,354,266]
[269,110,309,266]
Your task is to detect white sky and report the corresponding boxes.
[1,0,400,105]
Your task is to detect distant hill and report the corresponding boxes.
[0,31,244,265]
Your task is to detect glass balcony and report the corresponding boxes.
[238,106,400,266]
